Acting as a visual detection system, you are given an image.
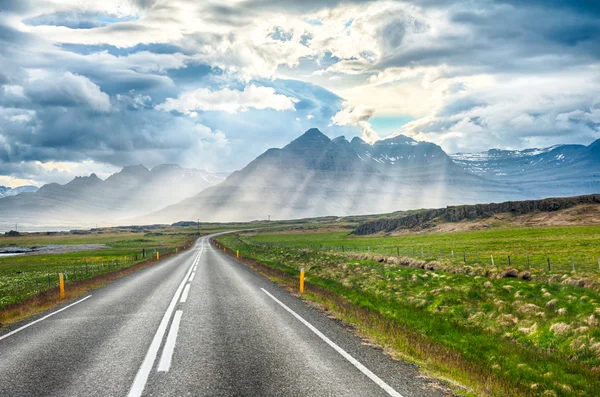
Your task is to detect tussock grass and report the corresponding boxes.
[249,226,600,273]
[216,232,600,396]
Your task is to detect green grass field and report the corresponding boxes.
[0,229,193,308]
[216,226,600,396]
[249,226,600,273]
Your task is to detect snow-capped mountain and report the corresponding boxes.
[349,134,451,171]
[451,140,600,196]
[0,185,38,198]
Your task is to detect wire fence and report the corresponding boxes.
[259,242,600,274]
[0,246,177,309]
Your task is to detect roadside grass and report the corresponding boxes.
[248,226,600,274]
[216,232,600,397]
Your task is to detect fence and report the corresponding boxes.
[259,242,600,274]
[0,246,179,309]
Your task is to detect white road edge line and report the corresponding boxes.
[127,246,203,397]
[0,295,92,342]
[188,272,196,282]
[180,284,191,303]
[260,288,403,397]
[157,310,183,372]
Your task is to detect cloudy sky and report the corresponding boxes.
[1,0,599,187]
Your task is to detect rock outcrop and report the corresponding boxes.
[353,194,600,235]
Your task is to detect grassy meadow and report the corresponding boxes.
[0,228,196,309]
[216,225,600,396]
[249,226,600,273]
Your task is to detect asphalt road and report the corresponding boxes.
[0,236,444,397]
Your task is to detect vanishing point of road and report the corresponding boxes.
[0,236,444,397]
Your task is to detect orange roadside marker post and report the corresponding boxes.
[59,273,65,299]
[299,268,305,294]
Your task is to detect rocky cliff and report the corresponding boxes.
[352,194,600,235]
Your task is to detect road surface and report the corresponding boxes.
[0,236,444,396]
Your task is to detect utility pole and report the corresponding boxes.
[197,218,199,234]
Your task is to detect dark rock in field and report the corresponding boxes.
[353,194,600,235]
[518,271,532,280]
[70,230,91,234]
[501,268,519,278]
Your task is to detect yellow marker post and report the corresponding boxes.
[59,273,65,299]
[176,248,178,253]
[224,247,226,252]
[236,250,239,258]
[299,268,305,294]
[156,252,160,260]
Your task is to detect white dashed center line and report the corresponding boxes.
[157,310,183,372]
[180,284,191,303]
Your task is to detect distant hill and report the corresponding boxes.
[146,129,527,223]
[0,185,38,198]
[0,165,225,225]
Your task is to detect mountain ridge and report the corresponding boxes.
[0,165,226,226]
[145,128,530,223]
[2,129,597,226]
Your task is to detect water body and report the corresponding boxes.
[0,253,25,257]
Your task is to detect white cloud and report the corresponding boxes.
[401,68,600,152]
[157,84,298,114]
[331,102,379,143]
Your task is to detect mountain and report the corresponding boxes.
[350,134,451,170]
[0,185,38,198]
[147,129,527,223]
[0,165,225,226]
[450,139,600,197]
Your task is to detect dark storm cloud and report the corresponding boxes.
[501,0,600,16]
[0,101,203,166]
[377,2,600,74]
